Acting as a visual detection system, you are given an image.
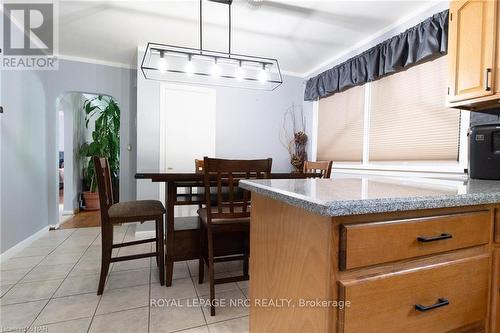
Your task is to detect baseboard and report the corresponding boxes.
[0,226,49,262]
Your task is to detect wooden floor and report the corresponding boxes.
[60,210,101,229]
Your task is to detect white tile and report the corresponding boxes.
[90,306,149,333]
[39,229,74,239]
[187,260,200,277]
[207,316,248,333]
[38,252,82,266]
[21,264,74,283]
[51,245,89,256]
[151,267,161,284]
[72,227,101,236]
[192,274,239,298]
[177,326,210,333]
[31,317,91,333]
[150,278,197,301]
[150,297,206,333]
[0,256,45,271]
[70,257,107,277]
[1,279,63,305]
[0,268,31,286]
[53,274,100,297]
[236,280,248,290]
[112,257,151,272]
[201,289,248,324]
[0,284,13,297]
[0,300,48,330]
[84,246,120,258]
[117,243,152,256]
[12,247,54,258]
[29,239,63,249]
[34,293,100,325]
[97,284,149,315]
[105,268,150,290]
[58,236,96,247]
[173,262,190,279]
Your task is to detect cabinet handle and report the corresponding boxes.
[415,298,449,312]
[485,68,492,91]
[417,233,452,243]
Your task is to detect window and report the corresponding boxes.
[317,85,365,163]
[316,55,465,173]
[368,56,460,162]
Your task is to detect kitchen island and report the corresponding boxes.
[239,175,500,333]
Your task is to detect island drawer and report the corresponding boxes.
[339,210,490,270]
[338,255,489,333]
[495,208,500,243]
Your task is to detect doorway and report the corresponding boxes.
[56,92,120,228]
[159,83,216,216]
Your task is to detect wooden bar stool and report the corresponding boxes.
[93,156,165,295]
[198,157,272,316]
[303,160,333,178]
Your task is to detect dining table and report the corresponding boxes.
[135,171,322,286]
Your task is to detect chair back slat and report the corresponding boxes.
[303,160,333,178]
[195,159,204,173]
[228,172,235,213]
[203,157,272,223]
[92,156,114,224]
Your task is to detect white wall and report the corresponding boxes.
[1,59,137,253]
[136,49,305,204]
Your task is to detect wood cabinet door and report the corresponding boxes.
[493,248,500,333]
[448,0,497,102]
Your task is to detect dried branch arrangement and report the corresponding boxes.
[280,104,308,172]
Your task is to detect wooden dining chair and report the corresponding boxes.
[93,156,166,294]
[195,159,204,173]
[303,160,333,178]
[198,157,272,316]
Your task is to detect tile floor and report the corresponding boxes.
[0,225,249,333]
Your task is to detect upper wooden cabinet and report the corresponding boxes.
[447,0,500,111]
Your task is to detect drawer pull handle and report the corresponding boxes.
[485,68,492,91]
[417,233,452,243]
[415,298,449,312]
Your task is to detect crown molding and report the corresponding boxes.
[57,54,136,70]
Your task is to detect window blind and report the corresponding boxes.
[368,56,460,161]
[317,85,365,162]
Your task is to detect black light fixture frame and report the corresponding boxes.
[140,0,283,90]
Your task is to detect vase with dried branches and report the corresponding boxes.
[280,104,308,172]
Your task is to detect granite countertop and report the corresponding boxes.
[239,175,500,217]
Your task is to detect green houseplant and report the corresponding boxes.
[79,95,120,210]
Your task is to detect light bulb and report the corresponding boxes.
[158,51,167,73]
[211,58,221,77]
[258,64,268,83]
[185,55,194,76]
[235,61,245,80]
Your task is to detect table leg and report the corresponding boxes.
[165,181,175,287]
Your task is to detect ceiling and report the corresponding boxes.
[57,0,439,75]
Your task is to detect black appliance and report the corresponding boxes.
[469,124,500,180]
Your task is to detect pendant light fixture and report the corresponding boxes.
[141,0,283,90]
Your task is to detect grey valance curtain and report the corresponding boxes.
[304,10,449,101]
